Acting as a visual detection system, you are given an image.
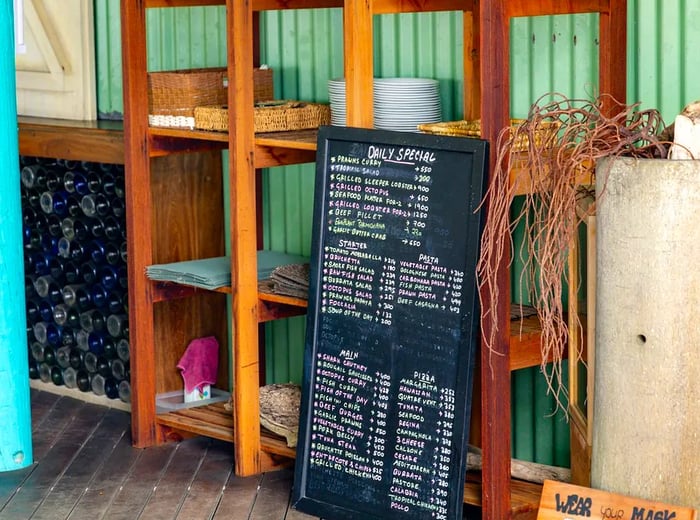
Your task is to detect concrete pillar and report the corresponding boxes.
[592,157,700,508]
[0,1,33,471]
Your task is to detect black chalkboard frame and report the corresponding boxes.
[293,126,489,520]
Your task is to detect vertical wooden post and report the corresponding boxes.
[479,0,512,517]
[344,0,374,129]
[228,0,262,477]
[0,0,33,472]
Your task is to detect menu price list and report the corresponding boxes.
[294,127,487,520]
[307,351,456,519]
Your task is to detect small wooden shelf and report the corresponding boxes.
[156,400,297,459]
[149,278,308,322]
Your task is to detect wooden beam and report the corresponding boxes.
[478,0,512,518]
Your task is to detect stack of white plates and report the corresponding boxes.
[373,78,441,132]
[328,78,347,126]
[327,77,442,132]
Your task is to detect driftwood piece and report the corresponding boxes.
[467,445,571,484]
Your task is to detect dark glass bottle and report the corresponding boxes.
[50,366,64,386]
[99,264,120,290]
[66,195,83,218]
[88,239,106,264]
[48,257,67,284]
[34,322,61,347]
[69,347,84,370]
[119,266,128,290]
[28,358,39,380]
[97,356,112,378]
[33,274,54,298]
[63,170,77,193]
[111,197,126,218]
[104,377,119,399]
[72,172,90,196]
[91,373,106,396]
[38,362,51,383]
[62,284,87,307]
[90,284,109,309]
[24,275,37,299]
[89,218,106,238]
[87,332,107,355]
[55,345,71,369]
[39,234,60,256]
[116,338,130,362]
[103,216,122,242]
[63,367,78,389]
[114,174,125,198]
[27,251,51,275]
[42,345,57,366]
[76,370,91,392]
[26,298,42,324]
[46,214,63,237]
[45,168,63,192]
[39,191,69,216]
[63,260,81,285]
[37,299,55,323]
[111,358,127,381]
[61,328,77,347]
[53,303,80,329]
[101,172,117,197]
[26,191,42,210]
[21,164,47,189]
[105,244,122,267]
[118,380,131,403]
[86,172,102,194]
[63,284,92,311]
[80,261,100,285]
[79,309,105,333]
[106,313,128,338]
[107,291,125,315]
[30,342,45,362]
[83,351,98,373]
[60,217,90,242]
[81,193,111,218]
[75,329,90,351]
[103,337,117,359]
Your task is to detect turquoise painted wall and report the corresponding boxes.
[93,1,700,466]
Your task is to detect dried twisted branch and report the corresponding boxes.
[477,93,667,412]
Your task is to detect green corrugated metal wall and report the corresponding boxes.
[93,1,699,465]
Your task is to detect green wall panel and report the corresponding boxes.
[93,1,700,465]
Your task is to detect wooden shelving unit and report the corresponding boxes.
[120,0,626,517]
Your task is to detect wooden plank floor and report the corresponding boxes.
[1,388,481,519]
[0,388,320,520]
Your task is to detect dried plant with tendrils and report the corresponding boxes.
[477,93,667,412]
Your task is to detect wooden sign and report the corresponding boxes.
[292,126,488,520]
[538,480,698,520]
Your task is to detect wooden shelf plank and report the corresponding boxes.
[155,401,297,460]
[157,402,235,443]
[18,116,124,164]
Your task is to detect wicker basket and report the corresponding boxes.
[194,101,331,133]
[148,67,273,128]
[418,119,559,151]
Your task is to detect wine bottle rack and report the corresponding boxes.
[21,156,131,403]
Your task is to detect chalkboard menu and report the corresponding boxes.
[293,126,488,520]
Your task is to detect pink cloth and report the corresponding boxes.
[177,336,219,393]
